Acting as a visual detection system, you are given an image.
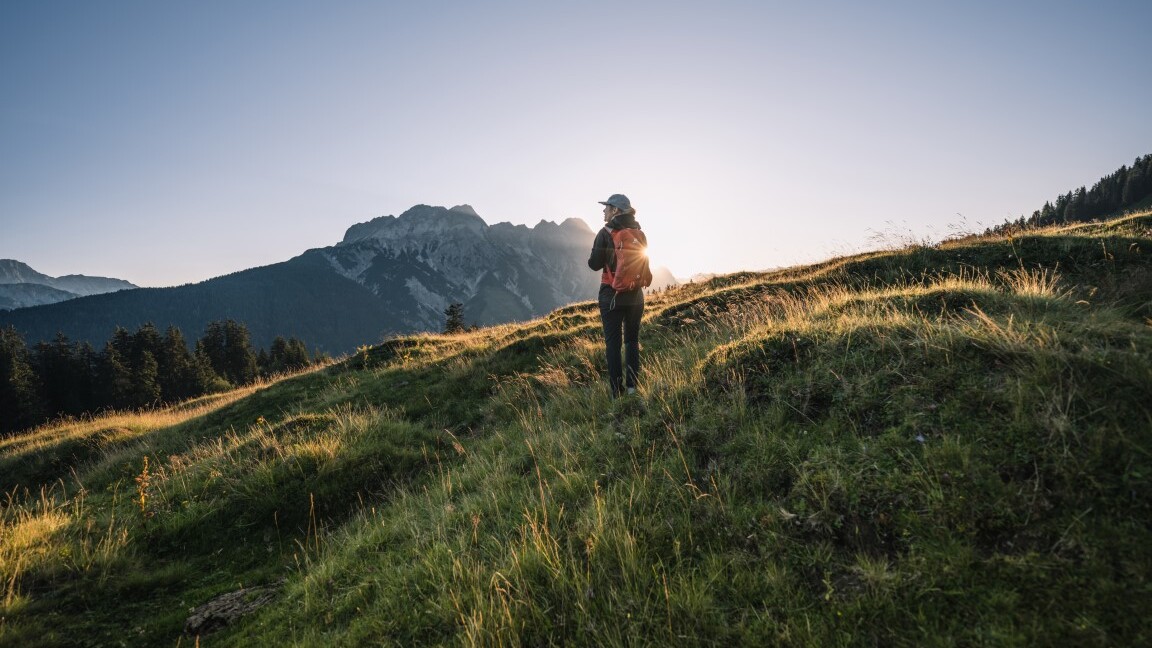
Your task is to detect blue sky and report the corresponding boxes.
[2,0,1150,287]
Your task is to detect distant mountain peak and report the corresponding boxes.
[0,259,52,285]
[397,204,485,229]
[339,204,591,247]
[0,205,678,353]
[449,204,480,217]
[559,217,593,232]
[0,259,137,310]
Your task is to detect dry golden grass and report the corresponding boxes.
[0,367,330,461]
[3,210,1150,646]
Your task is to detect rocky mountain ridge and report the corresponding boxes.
[322,204,605,329]
[0,205,677,353]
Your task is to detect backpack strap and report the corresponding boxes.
[602,227,617,273]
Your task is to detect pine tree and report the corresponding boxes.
[286,338,310,369]
[194,342,228,392]
[197,321,229,384]
[158,326,200,401]
[95,324,168,409]
[256,348,271,376]
[444,302,466,334]
[74,342,102,414]
[33,333,92,418]
[196,320,258,386]
[268,336,289,374]
[110,326,135,362]
[1014,153,1152,233]
[127,350,161,408]
[0,326,45,435]
[1123,164,1148,205]
[265,336,312,374]
[222,320,258,385]
[132,323,163,363]
[98,343,134,410]
[1064,187,1086,222]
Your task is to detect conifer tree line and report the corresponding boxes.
[0,320,320,436]
[992,154,1152,232]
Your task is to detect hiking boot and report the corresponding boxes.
[609,378,625,399]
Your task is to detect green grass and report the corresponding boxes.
[2,212,1151,647]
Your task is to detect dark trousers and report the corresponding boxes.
[599,291,643,397]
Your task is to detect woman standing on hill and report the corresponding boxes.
[588,193,647,398]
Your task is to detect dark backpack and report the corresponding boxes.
[608,227,653,292]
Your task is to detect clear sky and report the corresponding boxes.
[2,0,1150,288]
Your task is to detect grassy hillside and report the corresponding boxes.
[2,212,1150,647]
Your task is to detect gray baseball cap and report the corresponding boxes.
[598,194,632,211]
